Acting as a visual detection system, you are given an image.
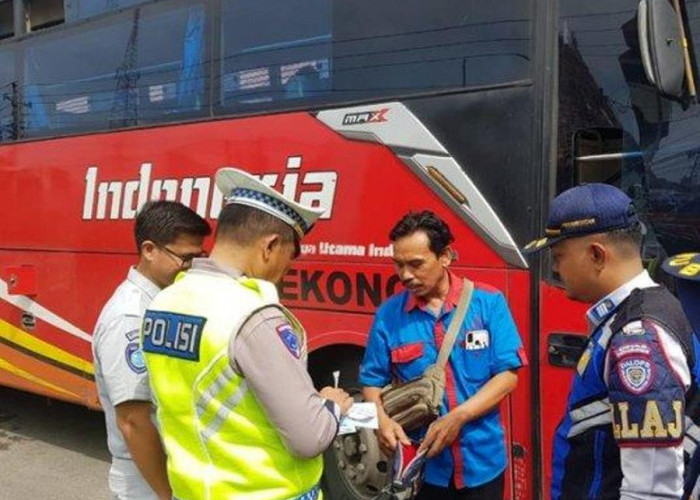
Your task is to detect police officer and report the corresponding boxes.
[141,168,353,500]
[93,201,211,500]
[524,184,695,500]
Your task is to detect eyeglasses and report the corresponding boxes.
[293,236,301,259]
[156,243,207,268]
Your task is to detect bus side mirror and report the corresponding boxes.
[638,0,685,97]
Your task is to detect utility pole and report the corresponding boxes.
[110,8,140,128]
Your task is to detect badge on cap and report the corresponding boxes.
[277,323,301,359]
[522,183,638,254]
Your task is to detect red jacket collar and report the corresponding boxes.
[404,269,463,313]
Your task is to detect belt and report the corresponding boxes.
[290,484,321,500]
[174,483,321,500]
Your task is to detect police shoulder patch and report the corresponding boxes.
[617,355,655,394]
[125,342,147,374]
[276,323,301,359]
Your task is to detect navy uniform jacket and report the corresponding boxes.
[551,271,693,500]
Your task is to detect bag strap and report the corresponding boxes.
[435,279,474,370]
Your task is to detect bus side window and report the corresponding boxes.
[569,127,663,278]
[573,128,624,187]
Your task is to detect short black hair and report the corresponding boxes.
[216,204,297,247]
[134,201,211,252]
[602,222,644,257]
[389,211,454,256]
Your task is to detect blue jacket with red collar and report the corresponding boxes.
[359,274,526,489]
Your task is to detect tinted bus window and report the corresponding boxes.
[64,0,153,23]
[28,0,64,31]
[0,1,13,39]
[21,1,207,137]
[333,0,531,99]
[558,0,700,258]
[217,0,531,112]
[0,49,15,140]
[219,0,331,109]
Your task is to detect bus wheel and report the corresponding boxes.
[322,426,388,499]
[309,345,389,499]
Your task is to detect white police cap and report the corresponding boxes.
[215,167,325,239]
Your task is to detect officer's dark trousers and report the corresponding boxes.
[415,473,504,500]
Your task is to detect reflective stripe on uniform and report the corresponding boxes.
[685,418,700,456]
[195,365,238,413]
[201,381,248,441]
[567,398,611,438]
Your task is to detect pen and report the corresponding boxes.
[333,370,340,389]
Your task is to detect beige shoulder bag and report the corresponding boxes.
[380,280,474,431]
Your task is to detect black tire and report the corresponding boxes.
[308,345,388,500]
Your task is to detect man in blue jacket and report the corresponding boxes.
[524,184,694,500]
[360,211,526,500]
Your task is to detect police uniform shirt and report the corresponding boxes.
[93,267,159,499]
[553,270,690,500]
[188,259,341,457]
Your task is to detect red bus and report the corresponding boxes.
[1,0,699,498]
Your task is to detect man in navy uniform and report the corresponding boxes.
[524,184,695,500]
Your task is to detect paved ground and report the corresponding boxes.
[0,387,111,500]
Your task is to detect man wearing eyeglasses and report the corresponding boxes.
[92,200,211,500]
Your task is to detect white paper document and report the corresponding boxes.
[338,402,379,435]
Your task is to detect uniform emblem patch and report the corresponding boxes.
[622,320,646,336]
[618,357,654,394]
[613,342,650,357]
[125,342,146,374]
[277,324,301,359]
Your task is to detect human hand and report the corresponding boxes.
[419,411,465,458]
[319,386,354,415]
[376,414,411,456]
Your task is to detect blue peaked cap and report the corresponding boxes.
[523,183,640,253]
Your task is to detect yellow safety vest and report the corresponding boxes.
[141,269,323,500]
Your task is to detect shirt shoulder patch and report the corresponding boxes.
[608,319,685,447]
[125,342,147,374]
[125,328,140,342]
[276,323,301,359]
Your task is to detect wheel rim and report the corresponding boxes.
[330,427,388,498]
